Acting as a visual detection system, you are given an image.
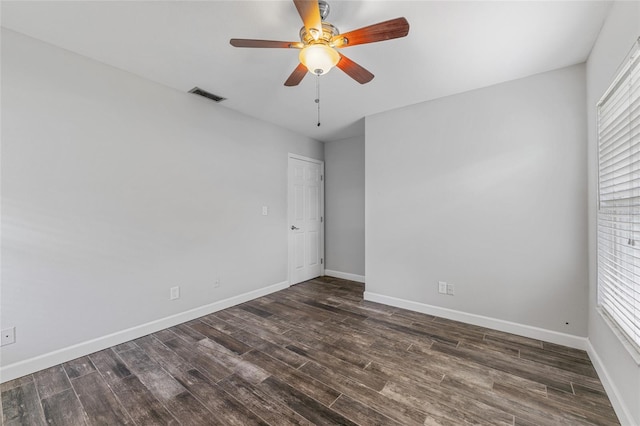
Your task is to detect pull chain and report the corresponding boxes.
[315,72,321,127]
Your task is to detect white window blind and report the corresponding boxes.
[597,37,640,353]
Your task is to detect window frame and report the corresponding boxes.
[596,37,640,360]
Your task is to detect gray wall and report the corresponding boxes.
[586,2,640,424]
[324,134,365,279]
[365,64,588,337]
[0,29,323,377]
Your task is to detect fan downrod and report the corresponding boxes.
[318,0,330,21]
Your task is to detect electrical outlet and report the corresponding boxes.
[262,206,268,216]
[1,327,16,346]
[438,281,447,294]
[170,286,180,300]
[213,278,221,289]
[446,283,455,295]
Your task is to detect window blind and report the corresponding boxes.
[597,38,640,352]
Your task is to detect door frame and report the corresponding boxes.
[287,153,325,286]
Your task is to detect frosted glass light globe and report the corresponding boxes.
[299,44,340,75]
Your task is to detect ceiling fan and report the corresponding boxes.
[230,0,409,86]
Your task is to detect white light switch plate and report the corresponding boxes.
[170,286,180,300]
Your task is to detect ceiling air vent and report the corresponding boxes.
[189,87,226,103]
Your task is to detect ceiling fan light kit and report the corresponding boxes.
[298,19,341,75]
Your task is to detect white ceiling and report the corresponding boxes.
[1,0,611,142]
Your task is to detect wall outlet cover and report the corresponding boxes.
[438,281,447,294]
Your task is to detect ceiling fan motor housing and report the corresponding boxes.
[299,22,340,47]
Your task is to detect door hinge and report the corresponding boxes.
[321,258,323,264]
[321,175,323,181]
[321,216,323,223]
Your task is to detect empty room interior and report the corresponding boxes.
[2,0,640,425]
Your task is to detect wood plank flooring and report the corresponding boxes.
[1,277,620,425]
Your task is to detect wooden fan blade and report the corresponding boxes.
[285,63,309,86]
[332,17,409,48]
[336,54,374,84]
[230,39,303,49]
[293,0,322,41]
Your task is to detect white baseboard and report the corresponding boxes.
[586,341,635,426]
[364,291,588,350]
[324,270,365,283]
[0,280,290,383]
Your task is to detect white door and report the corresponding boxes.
[288,155,324,285]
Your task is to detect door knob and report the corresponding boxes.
[291,225,299,230]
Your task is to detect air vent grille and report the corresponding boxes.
[189,87,226,103]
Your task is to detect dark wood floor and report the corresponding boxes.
[2,277,619,425]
